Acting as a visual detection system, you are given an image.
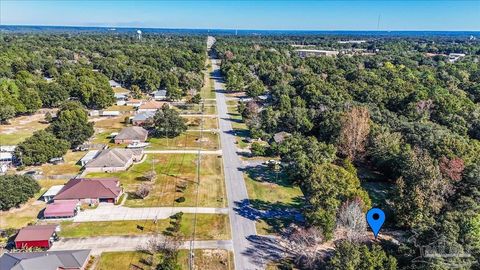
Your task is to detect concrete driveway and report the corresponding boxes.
[73,204,228,222]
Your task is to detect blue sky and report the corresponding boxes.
[1,0,479,30]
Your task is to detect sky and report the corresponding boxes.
[1,0,479,31]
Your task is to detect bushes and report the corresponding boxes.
[0,175,40,210]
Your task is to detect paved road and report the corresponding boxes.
[50,235,233,255]
[144,149,222,155]
[209,38,259,270]
[72,204,228,222]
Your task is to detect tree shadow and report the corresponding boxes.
[239,164,295,188]
[220,117,243,124]
[242,235,286,267]
[233,198,304,235]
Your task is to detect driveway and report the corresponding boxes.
[50,235,233,255]
[73,204,228,222]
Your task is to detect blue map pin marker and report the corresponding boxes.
[366,208,385,239]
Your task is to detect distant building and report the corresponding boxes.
[41,185,65,202]
[0,249,91,270]
[448,53,466,63]
[132,111,155,126]
[114,126,148,144]
[14,224,59,249]
[100,110,120,117]
[83,148,143,172]
[152,89,168,100]
[273,131,291,143]
[109,80,121,88]
[138,100,167,112]
[126,99,143,107]
[295,49,339,58]
[338,40,366,44]
[54,178,123,204]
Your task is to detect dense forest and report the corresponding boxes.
[0,34,206,122]
[215,35,480,269]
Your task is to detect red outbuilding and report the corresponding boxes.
[14,224,58,249]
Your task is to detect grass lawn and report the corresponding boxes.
[185,116,218,130]
[200,58,216,100]
[97,249,233,270]
[0,112,50,145]
[147,131,219,151]
[0,179,65,229]
[92,115,129,130]
[174,104,217,115]
[244,165,304,235]
[57,214,230,240]
[86,154,226,208]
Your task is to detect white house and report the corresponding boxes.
[109,80,121,88]
[152,89,168,100]
[101,110,121,117]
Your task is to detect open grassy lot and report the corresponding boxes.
[178,249,234,270]
[35,150,83,177]
[56,214,230,240]
[243,165,304,235]
[200,58,216,100]
[147,131,219,151]
[97,249,233,270]
[86,154,226,208]
[174,104,217,115]
[0,112,51,145]
[185,116,218,130]
[0,179,65,229]
[112,87,130,94]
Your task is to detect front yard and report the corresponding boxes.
[86,154,226,208]
[147,131,220,151]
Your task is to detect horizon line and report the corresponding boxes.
[1,24,479,33]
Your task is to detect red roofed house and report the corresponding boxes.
[15,224,58,249]
[54,178,123,204]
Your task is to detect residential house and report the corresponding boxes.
[14,225,58,249]
[126,99,143,107]
[114,127,148,144]
[43,200,79,219]
[83,148,143,172]
[54,178,123,204]
[0,249,91,270]
[138,100,167,112]
[41,185,65,202]
[109,80,121,88]
[448,53,466,63]
[114,93,128,106]
[295,49,339,58]
[151,89,168,100]
[132,111,155,126]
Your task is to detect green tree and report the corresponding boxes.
[153,104,187,138]
[0,175,40,211]
[48,101,94,148]
[327,241,397,270]
[303,163,371,239]
[16,130,70,166]
[38,82,68,107]
[246,79,265,98]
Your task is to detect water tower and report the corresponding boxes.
[137,30,142,40]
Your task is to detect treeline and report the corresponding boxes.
[216,35,480,269]
[0,34,207,122]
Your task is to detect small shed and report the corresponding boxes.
[79,150,99,166]
[109,80,121,88]
[44,200,79,218]
[152,89,167,100]
[14,225,58,249]
[42,185,65,202]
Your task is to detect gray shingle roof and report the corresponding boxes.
[0,250,91,270]
[115,127,148,141]
[84,148,137,168]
